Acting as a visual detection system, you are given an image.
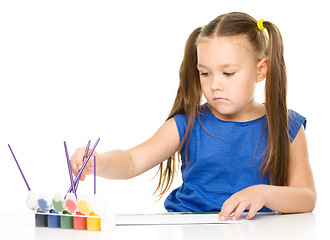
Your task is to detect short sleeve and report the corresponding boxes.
[288,110,307,143]
[173,114,188,143]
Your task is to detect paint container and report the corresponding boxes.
[60,210,73,229]
[64,193,77,214]
[38,194,51,212]
[47,209,61,228]
[35,209,48,227]
[74,211,87,230]
[90,194,106,216]
[78,195,91,215]
[90,194,114,232]
[52,192,65,213]
[26,190,38,210]
[100,213,116,232]
[87,212,101,231]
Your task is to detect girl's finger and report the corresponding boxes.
[246,205,259,220]
[70,147,86,172]
[232,203,248,221]
[219,199,238,221]
[70,160,79,177]
[80,173,86,181]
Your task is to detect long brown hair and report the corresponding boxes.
[154,12,289,198]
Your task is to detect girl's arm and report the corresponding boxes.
[70,118,181,180]
[219,126,316,220]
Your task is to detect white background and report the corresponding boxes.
[0,0,328,216]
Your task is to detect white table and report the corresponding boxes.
[0,211,326,240]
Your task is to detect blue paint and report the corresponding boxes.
[38,198,50,212]
[47,209,61,228]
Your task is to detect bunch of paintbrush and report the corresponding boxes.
[64,138,100,199]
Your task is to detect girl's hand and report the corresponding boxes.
[218,185,269,221]
[70,147,98,181]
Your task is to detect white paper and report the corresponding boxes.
[115,212,248,225]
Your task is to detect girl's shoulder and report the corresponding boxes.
[172,105,208,142]
[288,109,307,143]
[172,104,208,127]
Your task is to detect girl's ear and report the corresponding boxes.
[256,58,268,82]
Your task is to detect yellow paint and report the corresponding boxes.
[78,200,91,214]
[87,211,101,231]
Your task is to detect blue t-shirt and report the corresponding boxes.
[164,104,306,212]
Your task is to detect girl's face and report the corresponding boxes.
[197,36,266,121]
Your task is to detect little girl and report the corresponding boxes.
[70,12,316,220]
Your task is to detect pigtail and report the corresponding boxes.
[260,21,290,186]
[153,27,203,198]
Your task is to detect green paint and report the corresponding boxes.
[52,198,65,213]
[60,210,73,229]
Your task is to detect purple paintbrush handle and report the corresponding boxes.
[74,140,91,190]
[64,141,77,200]
[84,140,91,160]
[94,155,96,195]
[65,138,100,195]
[8,144,31,191]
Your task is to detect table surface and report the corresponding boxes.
[0,211,326,240]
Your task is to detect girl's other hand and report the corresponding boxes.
[70,147,98,181]
[218,185,268,221]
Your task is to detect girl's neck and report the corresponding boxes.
[208,99,266,122]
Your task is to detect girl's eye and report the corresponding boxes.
[223,72,235,76]
[200,72,211,76]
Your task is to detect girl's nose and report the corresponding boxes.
[211,75,224,91]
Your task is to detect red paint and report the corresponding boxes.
[65,198,77,213]
[74,211,87,230]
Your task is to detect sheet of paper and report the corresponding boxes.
[115,212,248,225]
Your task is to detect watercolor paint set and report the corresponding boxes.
[34,208,115,231]
[9,138,115,232]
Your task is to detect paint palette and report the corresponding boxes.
[34,207,115,231]
[9,139,115,232]
[33,192,115,231]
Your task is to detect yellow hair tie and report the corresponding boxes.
[257,19,265,31]
[202,25,207,30]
